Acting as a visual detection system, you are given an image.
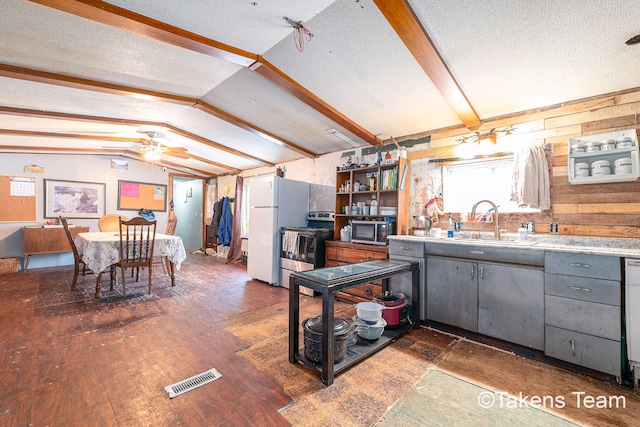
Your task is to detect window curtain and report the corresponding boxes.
[226,176,244,264]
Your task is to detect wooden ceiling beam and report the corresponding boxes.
[28,0,257,67]
[251,57,383,146]
[373,0,482,130]
[0,63,194,105]
[0,145,216,177]
[0,106,270,168]
[0,64,304,159]
[28,0,381,147]
[193,100,316,158]
[162,125,273,167]
[0,128,240,173]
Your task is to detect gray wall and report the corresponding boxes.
[0,153,168,270]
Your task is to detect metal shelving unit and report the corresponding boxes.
[288,259,419,386]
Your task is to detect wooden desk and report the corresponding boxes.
[23,226,90,271]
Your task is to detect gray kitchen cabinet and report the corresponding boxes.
[389,239,426,321]
[478,263,544,350]
[544,252,622,378]
[427,256,544,347]
[426,257,478,332]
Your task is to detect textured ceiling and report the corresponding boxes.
[0,0,639,177]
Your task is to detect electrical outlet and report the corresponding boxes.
[526,222,535,234]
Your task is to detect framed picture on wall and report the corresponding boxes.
[44,179,106,219]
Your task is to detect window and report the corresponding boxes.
[443,158,539,214]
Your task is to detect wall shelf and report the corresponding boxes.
[568,129,639,185]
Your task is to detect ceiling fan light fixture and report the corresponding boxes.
[143,146,162,161]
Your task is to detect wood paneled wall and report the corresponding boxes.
[405,88,640,238]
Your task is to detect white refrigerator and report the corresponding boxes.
[247,176,309,285]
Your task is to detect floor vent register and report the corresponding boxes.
[164,368,223,398]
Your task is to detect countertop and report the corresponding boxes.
[388,233,640,258]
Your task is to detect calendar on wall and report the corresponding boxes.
[0,175,37,222]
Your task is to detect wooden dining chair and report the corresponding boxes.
[153,212,178,274]
[98,214,129,232]
[59,216,87,290]
[115,216,157,296]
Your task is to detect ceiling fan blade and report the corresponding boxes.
[163,146,188,153]
[164,152,190,159]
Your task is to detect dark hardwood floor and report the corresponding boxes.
[0,254,293,427]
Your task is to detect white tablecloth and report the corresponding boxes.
[75,232,187,275]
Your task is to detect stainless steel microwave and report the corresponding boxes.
[351,220,395,246]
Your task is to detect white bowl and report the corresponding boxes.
[355,302,385,325]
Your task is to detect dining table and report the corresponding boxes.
[74,232,187,286]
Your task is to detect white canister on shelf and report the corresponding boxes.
[616,137,634,149]
[571,144,585,154]
[584,141,601,153]
[574,162,590,177]
[601,139,617,151]
[590,159,611,176]
[614,157,633,174]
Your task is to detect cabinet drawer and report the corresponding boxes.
[331,248,387,264]
[545,295,620,340]
[389,240,425,258]
[545,325,621,377]
[337,283,381,301]
[544,273,620,306]
[544,252,620,280]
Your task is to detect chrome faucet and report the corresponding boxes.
[471,200,500,240]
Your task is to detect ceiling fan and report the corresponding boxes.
[136,130,189,160]
[103,129,189,160]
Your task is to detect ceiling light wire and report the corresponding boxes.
[284,16,313,52]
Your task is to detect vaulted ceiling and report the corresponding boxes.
[1,0,639,177]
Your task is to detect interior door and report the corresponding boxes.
[172,177,204,251]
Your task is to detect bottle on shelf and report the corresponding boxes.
[370,199,378,216]
[447,214,454,238]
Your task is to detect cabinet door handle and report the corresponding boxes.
[480,266,484,280]
[470,250,484,255]
[568,285,591,292]
[569,263,591,268]
[569,339,576,357]
[471,264,475,279]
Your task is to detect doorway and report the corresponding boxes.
[171,176,204,252]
